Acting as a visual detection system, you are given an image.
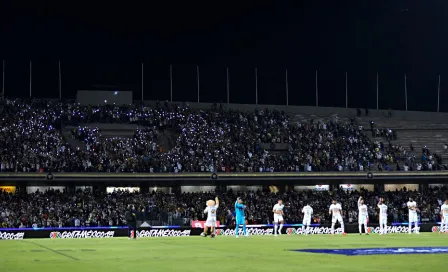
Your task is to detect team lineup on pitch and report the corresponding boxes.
[199,197,448,237]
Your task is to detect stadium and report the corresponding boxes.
[2,2,448,272]
[1,94,447,271]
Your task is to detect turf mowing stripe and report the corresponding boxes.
[21,241,79,261]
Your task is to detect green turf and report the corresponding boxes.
[1,234,448,272]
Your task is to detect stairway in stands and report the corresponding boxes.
[355,116,448,163]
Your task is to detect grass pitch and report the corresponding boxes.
[1,234,448,272]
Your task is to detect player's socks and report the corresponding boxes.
[408,222,412,234]
[301,225,305,233]
[331,223,335,234]
[305,225,310,235]
[235,224,239,237]
[341,222,345,234]
[274,224,278,235]
[279,224,283,235]
[243,224,247,236]
[359,224,362,234]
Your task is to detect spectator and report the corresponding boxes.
[1,186,445,227]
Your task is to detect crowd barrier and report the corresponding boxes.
[0,223,440,240]
[2,171,448,182]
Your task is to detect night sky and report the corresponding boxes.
[1,1,448,112]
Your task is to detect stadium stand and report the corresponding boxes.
[0,99,447,229]
[1,99,444,173]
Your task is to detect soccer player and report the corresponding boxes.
[377,197,388,235]
[440,200,448,234]
[302,203,313,235]
[235,197,247,238]
[407,197,420,234]
[201,197,219,238]
[329,200,346,235]
[358,197,369,235]
[273,199,285,236]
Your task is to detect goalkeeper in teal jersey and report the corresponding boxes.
[234,197,247,237]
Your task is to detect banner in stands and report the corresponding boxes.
[428,184,447,188]
[106,187,140,193]
[384,184,419,192]
[191,220,221,228]
[294,185,329,191]
[0,186,16,194]
[0,224,438,239]
[339,184,374,191]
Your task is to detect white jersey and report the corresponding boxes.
[302,205,313,218]
[329,203,342,215]
[273,203,284,215]
[378,204,388,218]
[204,204,219,219]
[407,201,417,215]
[441,204,448,217]
[358,204,368,218]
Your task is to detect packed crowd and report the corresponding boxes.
[1,186,446,228]
[0,99,444,172]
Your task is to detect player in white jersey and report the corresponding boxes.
[329,200,346,235]
[358,197,369,235]
[440,200,448,234]
[201,197,219,238]
[302,203,313,235]
[273,199,284,236]
[377,197,388,235]
[407,197,420,234]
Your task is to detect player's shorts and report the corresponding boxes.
[205,218,217,227]
[358,215,368,225]
[379,216,387,225]
[332,214,343,224]
[274,214,284,223]
[408,213,418,223]
[236,216,245,226]
[303,217,311,226]
[441,215,448,224]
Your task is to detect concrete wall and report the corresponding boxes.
[78,90,133,105]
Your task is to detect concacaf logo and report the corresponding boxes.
[50,232,60,239]
[215,229,222,235]
[432,226,440,232]
[366,227,375,234]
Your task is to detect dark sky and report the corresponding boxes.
[1,1,448,112]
